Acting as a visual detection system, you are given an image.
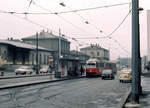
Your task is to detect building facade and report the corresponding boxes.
[0,40,54,71]
[80,44,109,60]
[22,31,89,77]
[22,31,70,54]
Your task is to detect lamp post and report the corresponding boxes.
[36,32,39,74]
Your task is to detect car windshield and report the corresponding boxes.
[121,69,131,74]
[102,70,112,74]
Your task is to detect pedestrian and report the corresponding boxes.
[80,66,84,75]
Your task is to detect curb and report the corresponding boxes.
[0,76,85,90]
[118,88,131,108]
[0,73,54,80]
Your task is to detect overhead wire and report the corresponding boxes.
[59,6,132,53]
[0,1,131,54]
[59,1,104,36]
[0,9,89,46]
[28,0,33,7]
[105,9,132,38]
[0,6,131,39]
[0,2,130,15]
[0,1,131,38]
[26,0,96,36]
[58,9,131,40]
[13,14,50,31]
[110,38,130,55]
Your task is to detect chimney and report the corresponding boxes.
[10,37,13,40]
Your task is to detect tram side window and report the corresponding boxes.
[109,63,112,68]
[99,63,104,68]
[105,63,109,67]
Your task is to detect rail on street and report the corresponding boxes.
[0,73,131,108]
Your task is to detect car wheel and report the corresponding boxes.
[120,80,122,83]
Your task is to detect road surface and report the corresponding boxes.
[0,75,130,108]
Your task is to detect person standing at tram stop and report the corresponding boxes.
[80,66,84,75]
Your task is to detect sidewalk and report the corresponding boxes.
[124,72,150,108]
[0,74,85,90]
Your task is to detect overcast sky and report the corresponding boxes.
[0,0,149,60]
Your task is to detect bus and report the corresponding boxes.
[86,59,117,77]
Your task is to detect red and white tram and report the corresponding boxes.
[86,59,117,77]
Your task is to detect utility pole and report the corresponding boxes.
[36,32,39,74]
[59,28,61,59]
[131,0,141,104]
[57,28,61,74]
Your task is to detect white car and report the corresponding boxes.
[15,66,33,75]
[40,66,51,74]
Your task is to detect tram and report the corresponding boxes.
[86,58,117,77]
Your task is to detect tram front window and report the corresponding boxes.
[86,63,96,68]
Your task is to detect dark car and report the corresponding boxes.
[101,69,115,80]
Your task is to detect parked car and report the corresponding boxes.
[15,66,33,75]
[101,69,115,80]
[39,66,51,74]
[119,69,132,83]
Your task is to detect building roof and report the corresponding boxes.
[80,45,108,51]
[22,31,56,39]
[22,31,70,42]
[0,40,54,52]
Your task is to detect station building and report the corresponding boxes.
[0,39,53,71]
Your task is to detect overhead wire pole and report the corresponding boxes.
[131,0,141,104]
[36,32,39,74]
[58,28,61,75]
[59,28,61,59]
